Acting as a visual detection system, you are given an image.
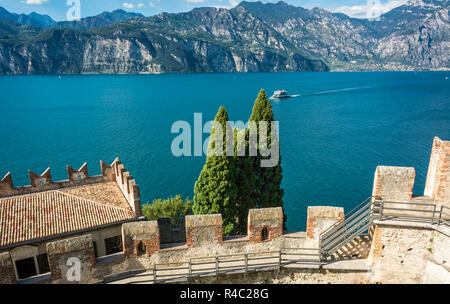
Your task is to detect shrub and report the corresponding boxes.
[142,195,193,228]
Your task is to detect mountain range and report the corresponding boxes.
[0,0,448,75]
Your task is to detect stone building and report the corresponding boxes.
[0,158,142,282]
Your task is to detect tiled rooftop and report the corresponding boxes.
[0,182,136,248]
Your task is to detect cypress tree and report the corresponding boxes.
[233,128,256,234]
[193,106,239,236]
[249,90,286,225]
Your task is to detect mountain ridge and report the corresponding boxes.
[0,1,448,75]
[0,6,55,28]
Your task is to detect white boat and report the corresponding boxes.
[270,90,291,99]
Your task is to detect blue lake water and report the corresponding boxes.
[0,72,449,231]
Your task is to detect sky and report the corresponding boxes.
[0,0,408,21]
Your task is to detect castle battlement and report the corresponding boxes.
[0,137,449,284]
[0,158,141,216]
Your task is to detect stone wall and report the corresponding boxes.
[0,252,15,284]
[46,235,97,284]
[424,137,450,206]
[67,163,88,182]
[248,208,283,243]
[113,159,142,217]
[158,218,186,244]
[306,206,344,246]
[193,268,369,284]
[0,172,13,196]
[2,206,447,284]
[186,214,223,248]
[368,224,434,283]
[422,229,450,283]
[122,221,160,258]
[372,166,415,202]
[29,167,52,188]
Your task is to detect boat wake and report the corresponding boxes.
[306,87,370,96]
[270,94,300,100]
[271,87,370,101]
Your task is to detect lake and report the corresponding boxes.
[0,71,449,230]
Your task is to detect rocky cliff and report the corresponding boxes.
[0,0,448,75]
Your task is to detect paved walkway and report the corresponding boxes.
[107,254,369,284]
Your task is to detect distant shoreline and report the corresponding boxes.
[0,69,449,77]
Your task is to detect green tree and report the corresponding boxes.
[249,89,286,225]
[142,195,193,228]
[193,106,239,236]
[233,128,257,234]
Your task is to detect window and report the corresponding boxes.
[137,241,146,256]
[15,257,37,279]
[261,227,269,241]
[36,253,50,274]
[104,236,123,255]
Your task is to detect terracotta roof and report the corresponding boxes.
[59,182,133,209]
[0,185,136,248]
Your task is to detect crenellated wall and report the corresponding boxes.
[2,204,448,284]
[0,172,13,196]
[186,214,223,248]
[46,235,97,284]
[0,158,141,216]
[158,218,186,244]
[424,137,450,207]
[0,252,15,284]
[0,160,114,197]
[112,159,142,217]
[122,221,160,258]
[248,208,283,243]
[67,163,88,182]
[1,137,448,284]
[372,166,415,202]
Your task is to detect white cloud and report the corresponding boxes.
[333,0,408,19]
[22,0,50,4]
[149,2,155,7]
[138,3,145,8]
[186,0,206,3]
[123,2,135,9]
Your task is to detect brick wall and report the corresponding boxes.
[122,221,160,257]
[247,208,283,243]
[46,235,97,284]
[372,166,415,202]
[185,214,223,248]
[0,172,13,197]
[424,137,450,206]
[306,206,344,242]
[0,252,16,284]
